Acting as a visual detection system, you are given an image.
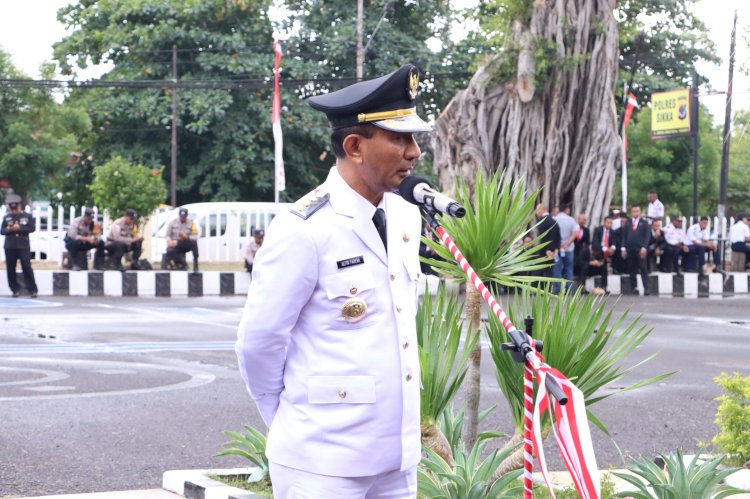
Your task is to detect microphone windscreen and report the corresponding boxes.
[398,175,432,205]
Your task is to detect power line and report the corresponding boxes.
[0,72,471,91]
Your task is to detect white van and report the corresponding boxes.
[151,202,288,262]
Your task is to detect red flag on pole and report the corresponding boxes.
[273,41,285,193]
[621,92,639,210]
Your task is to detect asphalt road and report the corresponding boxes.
[0,293,748,497]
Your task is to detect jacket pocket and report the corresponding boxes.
[321,269,375,299]
[307,375,376,404]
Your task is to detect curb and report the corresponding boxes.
[162,468,265,499]
[6,270,749,298]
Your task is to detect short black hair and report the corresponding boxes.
[330,124,376,159]
[700,216,709,222]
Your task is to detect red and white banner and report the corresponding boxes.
[273,40,285,193]
[531,361,601,499]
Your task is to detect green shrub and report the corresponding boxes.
[713,372,750,466]
[89,155,166,221]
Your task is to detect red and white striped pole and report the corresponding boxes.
[434,225,534,497]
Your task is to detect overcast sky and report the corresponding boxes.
[0,0,748,122]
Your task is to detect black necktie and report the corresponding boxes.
[372,208,387,253]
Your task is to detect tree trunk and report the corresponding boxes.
[434,0,621,226]
[421,422,454,466]
[461,284,483,449]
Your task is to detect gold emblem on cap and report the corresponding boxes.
[342,297,367,323]
[408,69,419,100]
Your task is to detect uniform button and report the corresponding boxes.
[338,389,347,398]
[402,340,410,349]
[390,274,396,281]
[396,305,402,313]
[405,370,413,382]
[402,232,410,242]
[350,287,357,295]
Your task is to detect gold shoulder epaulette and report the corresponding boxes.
[289,188,330,220]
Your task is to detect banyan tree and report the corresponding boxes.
[434,0,621,226]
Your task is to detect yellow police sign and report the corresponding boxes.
[651,88,691,139]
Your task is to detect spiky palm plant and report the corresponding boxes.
[612,450,743,498]
[417,283,477,465]
[486,286,674,476]
[418,435,523,499]
[215,425,270,485]
[422,171,551,448]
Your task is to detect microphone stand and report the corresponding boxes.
[421,207,568,499]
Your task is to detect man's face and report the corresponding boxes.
[648,193,656,202]
[672,219,681,228]
[652,220,662,231]
[578,214,588,226]
[604,218,613,230]
[254,234,264,244]
[125,215,134,224]
[699,219,708,230]
[358,128,421,195]
[8,203,19,212]
[631,206,641,218]
[180,214,187,222]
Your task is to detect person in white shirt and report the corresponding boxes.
[729,213,750,263]
[553,204,577,293]
[685,217,714,272]
[663,217,687,273]
[243,229,264,273]
[647,191,664,223]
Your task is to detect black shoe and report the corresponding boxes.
[116,265,126,272]
[30,292,38,298]
[12,291,20,298]
[644,290,651,296]
[130,262,140,271]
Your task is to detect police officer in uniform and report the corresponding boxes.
[236,64,430,499]
[105,208,143,271]
[166,207,200,272]
[66,208,105,270]
[1,194,38,297]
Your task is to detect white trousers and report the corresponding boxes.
[268,461,417,499]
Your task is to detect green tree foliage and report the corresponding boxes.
[616,0,718,104]
[53,0,471,204]
[0,49,90,202]
[617,104,721,216]
[713,372,750,466]
[89,156,167,221]
[54,0,287,204]
[728,111,750,213]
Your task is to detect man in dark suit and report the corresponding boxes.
[534,204,560,279]
[573,213,591,292]
[590,215,615,293]
[621,205,652,295]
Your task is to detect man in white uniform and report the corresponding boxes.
[236,64,430,499]
[647,191,664,223]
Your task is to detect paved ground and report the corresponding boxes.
[0,294,748,497]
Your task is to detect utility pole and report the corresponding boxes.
[691,69,700,219]
[718,11,737,223]
[356,0,364,80]
[716,10,737,268]
[171,44,178,207]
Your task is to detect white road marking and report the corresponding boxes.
[0,366,70,386]
[0,358,216,402]
[24,385,76,392]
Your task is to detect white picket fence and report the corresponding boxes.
[0,203,282,264]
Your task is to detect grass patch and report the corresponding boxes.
[206,473,273,497]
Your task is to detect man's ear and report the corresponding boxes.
[342,134,365,163]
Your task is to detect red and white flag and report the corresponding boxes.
[622,92,639,156]
[273,41,285,192]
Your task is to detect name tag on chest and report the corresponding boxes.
[337,256,364,269]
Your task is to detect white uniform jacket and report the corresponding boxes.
[236,167,422,477]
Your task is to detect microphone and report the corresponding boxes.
[398,176,466,218]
